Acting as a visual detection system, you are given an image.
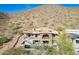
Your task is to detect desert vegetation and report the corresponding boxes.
[0,36,8,46]
[0,12,12,48]
[3,47,31,55]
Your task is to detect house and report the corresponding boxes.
[24,27,58,48]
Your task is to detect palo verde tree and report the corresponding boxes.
[54,26,76,55]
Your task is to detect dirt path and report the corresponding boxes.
[0,34,24,54]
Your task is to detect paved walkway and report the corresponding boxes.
[15,35,24,48]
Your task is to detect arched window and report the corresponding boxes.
[42,34,49,39]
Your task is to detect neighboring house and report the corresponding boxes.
[65,29,79,54]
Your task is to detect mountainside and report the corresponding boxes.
[5,5,79,34]
[0,12,9,36]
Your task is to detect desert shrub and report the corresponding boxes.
[44,21,48,25]
[12,26,22,31]
[12,26,22,34]
[0,36,8,46]
[3,47,32,55]
[42,46,58,55]
[16,22,21,25]
[29,22,38,30]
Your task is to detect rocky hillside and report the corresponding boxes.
[3,5,79,35]
[0,12,9,36]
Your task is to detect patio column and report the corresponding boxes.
[49,34,53,47]
[40,34,43,46]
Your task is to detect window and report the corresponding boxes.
[43,41,49,44]
[52,34,57,37]
[76,40,79,43]
[43,41,49,48]
[69,33,79,39]
[24,45,31,48]
[42,34,49,39]
[33,40,39,44]
[35,34,38,37]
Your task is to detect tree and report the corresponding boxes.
[54,30,75,55]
